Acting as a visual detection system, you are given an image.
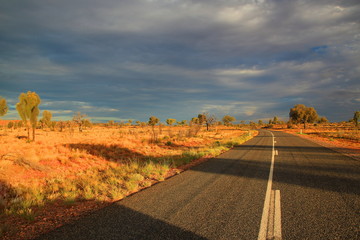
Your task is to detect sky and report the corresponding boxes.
[0,0,359,123]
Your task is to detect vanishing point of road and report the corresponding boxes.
[35,130,360,240]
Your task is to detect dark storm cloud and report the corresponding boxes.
[0,0,359,122]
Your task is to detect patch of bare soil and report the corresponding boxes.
[1,200,111,240]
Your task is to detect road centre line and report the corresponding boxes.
[274,190,282,240]
[258,131,282,240]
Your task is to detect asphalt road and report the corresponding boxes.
[35,130,360,240]
[272,131,360,240]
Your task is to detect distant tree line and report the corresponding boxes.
[1,92,359,141]
[0,92,93,141]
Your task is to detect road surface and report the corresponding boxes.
[35,130,360,240]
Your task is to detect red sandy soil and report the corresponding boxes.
[0,120,20,126]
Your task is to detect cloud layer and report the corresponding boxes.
[1,0,359,122]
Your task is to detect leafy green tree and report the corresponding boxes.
[148,116,160,126]
[222,115,236,126]
[353,111,360,127]
[0,97,8,117]
[166,118,176,126]
[16,91,41,141]
[258,120,263,126]
[289,104,319,129]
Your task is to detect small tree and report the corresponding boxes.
[318,116,329,124]
[57,121,66,132]
[198,113,215,130]
[41,110,52,129]
[17,121,23,128]
[148,116,160,126]
[7,121,14,130]
[0,97,8,117]
[73,112,87,132]
[148,116,160,143]
[107,120,115,127]
[83,119,92,129]
[353,111,360,127]
[222,115,236,126]
[289,104,319,129]
[273,116,279,124]
[177,120,188,126]
[16,91,41,141]
[198,114,206,126]
[191,117,199,124]
[166,118,176,126]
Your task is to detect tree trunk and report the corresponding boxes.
[32,127,35,141]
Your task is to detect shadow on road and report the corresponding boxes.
[189,132,360,197]
[34,203,206,240]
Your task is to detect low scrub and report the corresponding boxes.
[0,126,256,224]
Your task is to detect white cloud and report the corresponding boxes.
[50,110,73,114]
[200,101,277,119]
[215,68,265,76]
[271,61,325,72]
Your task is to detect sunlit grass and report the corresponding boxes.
[0,126,256,221]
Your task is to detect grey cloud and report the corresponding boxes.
[1,0,359,122]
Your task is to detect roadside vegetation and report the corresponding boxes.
[0,119,255,235]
